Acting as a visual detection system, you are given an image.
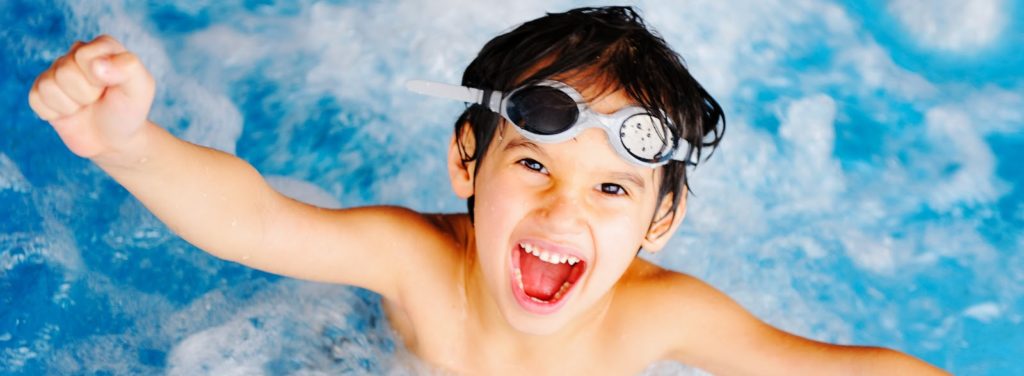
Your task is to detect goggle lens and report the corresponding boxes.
[620,113,673,162]
[506,86,579,135]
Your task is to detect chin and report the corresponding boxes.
[495,293,583,336]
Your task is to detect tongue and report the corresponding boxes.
[520,250,572,301]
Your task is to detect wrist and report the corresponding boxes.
[90,120,160,170]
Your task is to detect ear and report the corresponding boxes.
[640,190,687,253]
[447,124,476,199]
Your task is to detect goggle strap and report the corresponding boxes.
[406,80,504,112]
[671,143,697,166]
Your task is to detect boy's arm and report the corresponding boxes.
[658,274,949,375]
[28,35,440,301]
[98,123,441,299]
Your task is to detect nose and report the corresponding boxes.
[537,186,587,234]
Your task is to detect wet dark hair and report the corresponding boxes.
[456,6,725,226]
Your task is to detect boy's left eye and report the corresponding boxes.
[598,183,628,196]
[517,158,548,174]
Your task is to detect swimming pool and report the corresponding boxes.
[3,0,1022,374]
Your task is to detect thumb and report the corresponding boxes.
[90,52,153,100]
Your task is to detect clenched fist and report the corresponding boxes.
[28,35,155,159]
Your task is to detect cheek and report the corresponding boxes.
[475,170,523,225]
[597,222,644,266]
[471,169,529,264]
[591,206,652,273]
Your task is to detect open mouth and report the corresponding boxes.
[510,240,587,314]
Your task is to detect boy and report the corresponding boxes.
[29,6,947,375]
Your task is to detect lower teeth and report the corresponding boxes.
[552,281,572,300]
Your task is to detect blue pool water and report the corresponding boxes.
[2,0,1022,374]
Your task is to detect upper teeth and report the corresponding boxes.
[520,242,580,266]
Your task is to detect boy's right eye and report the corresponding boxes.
[517,158,548,174]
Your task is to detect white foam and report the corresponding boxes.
[765,235,828,259]
[4,209,87,279]
[167,319,275,376]
[957,86,1024,135]
[165,281,396,375]
[0,153,30,192]
[174,79,244,154]
[831,41,938,101]
[777,95,845,209]
[639,0,788,97]
[888,0,1007,52]
[46,277,174,374]
[924,106,1004,211]
[963,302,1001,322]
[641,361,709,375]
[102,198,175,249]
[840,230,896,274]
[779,95,837,159]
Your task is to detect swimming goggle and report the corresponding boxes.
[406,79,694,168]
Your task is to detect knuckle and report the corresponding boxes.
[73,46,89,63]
[37,77,57,94]
[122,52,141,66]
[36,80,67,107]
[48,55,64,70]
[68,41,85,56]
[54,69,93,103]
[77,38,105,57]
[28,90,42,110]
[52,99,79,115]
[95,34,123,49]
[73,46,98,68]
[28,94,54,120]
[53,62,75,84]
[55,62,85,87]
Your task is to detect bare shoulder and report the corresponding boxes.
[374,209,473,297]
[408,211,475,279]
[604,259,747,365]
[611,259,771,370]
[611,259,950,375]
[615,258,731,307]
[613,258,748,345]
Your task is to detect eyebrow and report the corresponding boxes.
[502,137,549,158]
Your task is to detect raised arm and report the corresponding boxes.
[27,35,441,301]
[657,274,949,375]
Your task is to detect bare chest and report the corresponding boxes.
[383,299,659,375]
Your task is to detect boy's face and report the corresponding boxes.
[450,82,684,335]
